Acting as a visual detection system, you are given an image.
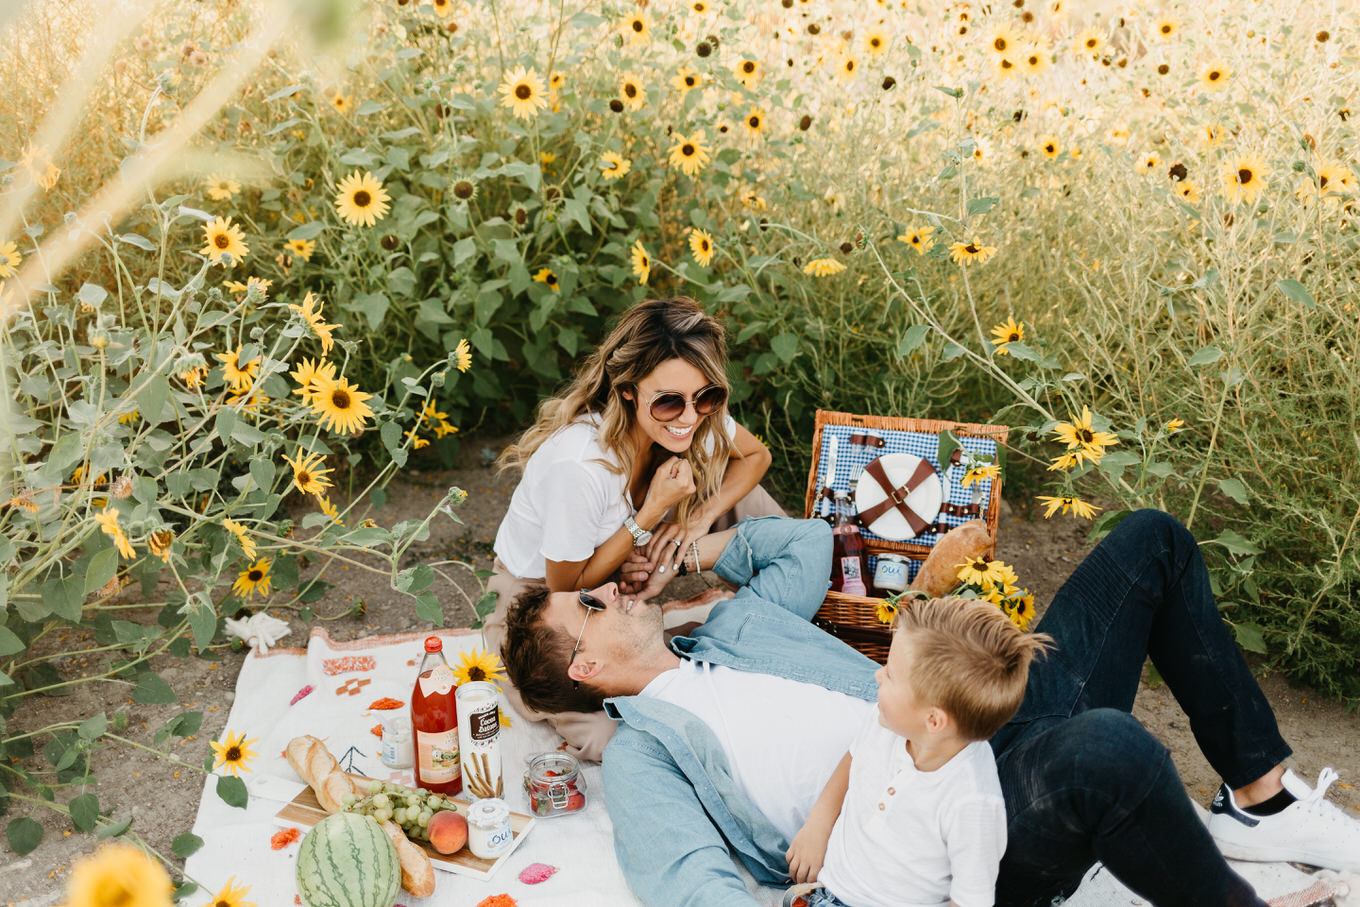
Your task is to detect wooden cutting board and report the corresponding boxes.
[273,773,535,882]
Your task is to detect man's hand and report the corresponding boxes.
[617,549,654,595]
[785,816,834,884]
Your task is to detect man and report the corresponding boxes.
[501,513,1359,906]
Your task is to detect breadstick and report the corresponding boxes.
[284,735,356,814]
[908,519,993,598]
[379,819,436,897]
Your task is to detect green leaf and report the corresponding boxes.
[966,196,999,216]
[1209,529,1261,557]
[84,547,119,597]
[1276,278,1315,310]
[249,458,275,494]
[78,283,108,308]
[1187,346,1222,367]
[77,713,108,740]
[1232,621,1268,654]
[0,626,23,657]
[287,221,326,241]
[937,431,960,469]
[934,84,963,98]
[896,325,931,358]
[941,341,966,361]
[397,563,435,595]
[186,601,217,651]
[118,233,156,251]
[48,574,84,622]
[347,292,390,331]
[770,332,799,364]
[97,816,133,839]
[380,420,407,468]
[414,591,443,625]
[46,432,87,479]
[1217,477,1250,505]
[216,775,248,808]
[7,818,43,855]
[215,409,237,445]
[139,374,171,423]
[172,832,205,858]
[132,672,177,705]
[70,793,100,832]
[452,237,476,267]
[167,711,203,738]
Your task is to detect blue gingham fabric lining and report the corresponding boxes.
[812,424,998,580]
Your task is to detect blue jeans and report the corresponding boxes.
[990,510,1291,907]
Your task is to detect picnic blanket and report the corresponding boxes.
[186,626,1340,907]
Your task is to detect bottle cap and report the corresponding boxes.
[424,636,443,653]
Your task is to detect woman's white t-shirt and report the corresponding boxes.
[493,413,736,579]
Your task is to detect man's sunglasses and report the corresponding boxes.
[644,384,727,423]
[569,589,607,691]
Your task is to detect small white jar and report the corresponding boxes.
[466,797,513,860]
[380,716,413,769]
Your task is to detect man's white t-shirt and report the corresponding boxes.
[494,413,737,579]
[639,658,874,844]
[818,707,1007,907]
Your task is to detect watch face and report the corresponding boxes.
[636,530,652,546]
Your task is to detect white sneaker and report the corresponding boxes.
[1208,767,1360,872]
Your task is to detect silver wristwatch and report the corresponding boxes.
[624,515,653,547]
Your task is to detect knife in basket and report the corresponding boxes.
[819,436,838,520]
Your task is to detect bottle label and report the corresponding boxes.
[840,557,867,595]
[416,729,460,783]
[419,664,456,697]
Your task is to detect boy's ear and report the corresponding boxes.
[925,707,950,735]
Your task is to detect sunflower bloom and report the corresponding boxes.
[94,508,136,560]
[897,226,934,254]
[803,258,846,278]
[215,348,259,394]
[223,518,257,561]
[864,27,890,57]
[333,171,391,227]
[147,529,175,563]
[1008,592,1037,629]
[533,268,559,290]
[290,357,337,405]
[232,559,273,600]
[1051,406,1119,464]
[311,375,375,435]
[734,58,761,89]
[0,241,23,279]
[948,239,997,266]
[453,647,507,687]
[65,842,172,907]
[668,130,711,177]
[621,12,650,44]
[210,730,260,776]
[689,228,715,268]
[673,66,702,94]
[990,318,1024,354]
[874,599,898,625]
[289,291,341,354]
[956,557,1006,591]
[200,217,249,265]
[961,464,1000,487]
[204,876,256,907]
[599,152,632,179]
[205,176,240,201]
[1199,61,1230,90]
[1222,156,1269,204]
[454,337,472,373]
[987,26,1018,56]
[1153,17,1178,39]
[742,109,767,140]
[618,73,646,111]
[498,66,549,120]
[630,240,651,285]
[282,449,333,496]
[1037,495,1101,519]
[286,237,315,261]
[1176,180,1202,204]
[1047,450,1084,471]
[1165,418,1186,433]
[1020,44,1049,75]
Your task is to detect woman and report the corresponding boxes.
[485,296,784,759]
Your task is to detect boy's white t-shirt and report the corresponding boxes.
[817,706,1007,907]
[639,658,874,844]
[494,413,737,579]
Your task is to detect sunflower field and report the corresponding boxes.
[3,0,1360,873]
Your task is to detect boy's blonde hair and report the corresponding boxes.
[894,596,1053,741]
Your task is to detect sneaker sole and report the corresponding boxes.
[1214,838,1360,872]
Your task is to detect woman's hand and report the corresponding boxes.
[644,514,716,575]
[643,456,695,517]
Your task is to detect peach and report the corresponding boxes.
[428,809,468,854]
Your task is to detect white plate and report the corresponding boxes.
[854,453,943,541]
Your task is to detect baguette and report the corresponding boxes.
[285,735,356,814]
[907,519,993,598]
[379,819,436,898]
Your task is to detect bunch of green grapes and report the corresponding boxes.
[341,780,459,842]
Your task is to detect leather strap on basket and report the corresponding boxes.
[848,433,886,448]
[857,457,937,534]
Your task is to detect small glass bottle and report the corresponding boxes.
[411,637,462,795]
[829,492,871,596]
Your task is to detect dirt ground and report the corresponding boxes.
[5,438,1360,904]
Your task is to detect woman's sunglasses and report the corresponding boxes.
[645,384,727,423]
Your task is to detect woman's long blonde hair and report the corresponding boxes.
[498,297,734,526]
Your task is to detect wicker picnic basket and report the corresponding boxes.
[804,410,1008,663]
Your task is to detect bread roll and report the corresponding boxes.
[284,735,356,813]
[907,519,993,598]
[380,819,436,897]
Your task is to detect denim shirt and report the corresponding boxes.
[601,517,880,906]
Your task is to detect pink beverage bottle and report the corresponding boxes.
[829,492,870,596]
[411,637,462,795]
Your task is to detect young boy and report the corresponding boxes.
[785,597,1051,907]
